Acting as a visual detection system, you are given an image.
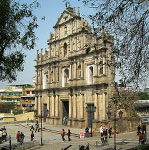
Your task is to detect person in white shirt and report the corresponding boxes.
[0,129,3,144]
[100,125,103,136]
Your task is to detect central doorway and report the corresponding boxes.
[62,101,69,124]
[87,104,95,128]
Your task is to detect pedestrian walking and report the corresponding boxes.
[0,129,3,144]
[63,116,67,125]
[19,132,25,145]
[67,129,71,141]
[100,125,104,145]
[85,126,89,137]
[137,125,141,135]
[100,125,103,136]
[142,131,147,144]
[30,125,34,132]
[2,126,6,131]
[61,129,65,142]
[104,128,109,145]
[142,124,146,134]
[108,127,112,138]
[35,121,39,132]
[2,130,7,142]
[16,131,20,143]
[31,131,34,141]
[139,132,143,145]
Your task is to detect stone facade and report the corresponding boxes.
[35,7,115,128]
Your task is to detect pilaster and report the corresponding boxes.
[55,95,59,117]
[94,93,98,120]
[80,93,84,119]
[69,94,73,118]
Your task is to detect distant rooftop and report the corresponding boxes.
[134,100,149,108]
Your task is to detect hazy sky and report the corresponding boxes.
[0,0,96,88]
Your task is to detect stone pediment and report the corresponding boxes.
[54,9,75,27]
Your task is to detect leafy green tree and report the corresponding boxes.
[138,92,149,100]
[0,0,39,82]
[65,0,149,87]
[0,102,15,113]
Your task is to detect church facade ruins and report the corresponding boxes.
[35,7,115,128]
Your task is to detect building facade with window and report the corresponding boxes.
[0,84,33,109]
[20,88,35,111]
[35,7,115,128]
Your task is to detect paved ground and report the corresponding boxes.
[0,122,148,150]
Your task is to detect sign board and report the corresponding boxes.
[80,132,84,139]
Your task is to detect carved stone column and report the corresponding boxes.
[94,93,98,120]
[69,63,72,80]
[99,92,103,121]
[80,93,84,119]
[35,70,38,85]
[102,92,106,120]
[55,95,59,117]
[103,56,106,75]
[47,96,50,117]
[74,61,77,79]
[73,94,77,119]
[48,65,51,83]
[69,94,73,118]
[81,33,84,49]
[35,96,38,111]
[52,95,55,117]
[40,69,42,86]
[80,60,84,78]
[94,56,98,77]
[53,66,56,82]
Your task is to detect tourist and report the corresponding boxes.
[108,127,112,138]
[137,125,141,135]
[104,128,109,145]
[19,132,25,145]
[85,126,89,137]
[30,125,34,132]
[67,129,71,141]
[2,126,6,131]
[139,132,143,145]
[99,125,104,145]
[16,131,20,143]
[0,129,3,144]
[35,120,39,132]
[142,124,146,134]
[2,130,7,142]
[63,116,67,125]
[100,125,103,136]
[31,131,34,141]
[61,129,65,142]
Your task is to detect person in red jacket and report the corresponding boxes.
[139,132,143,145]
[61,129,65,142]
[16,131,20,143]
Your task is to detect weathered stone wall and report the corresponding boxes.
[15,112,34,121]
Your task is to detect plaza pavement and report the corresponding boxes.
[0,122,148,150]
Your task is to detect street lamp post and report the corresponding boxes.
[41,109,43,146]
[9,135,11,150]
[86,105,96,137]
[107,109,123,150]
[114,110,116,150]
